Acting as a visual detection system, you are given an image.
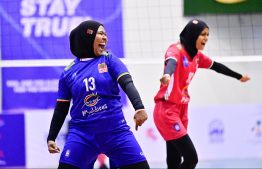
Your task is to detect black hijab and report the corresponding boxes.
[180,19,208,59]
[70,20,103,58]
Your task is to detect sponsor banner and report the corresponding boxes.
[188,104,262,160]
[2,66,127,111]
[0,0,124,59]
[0,0,126,110]
[24,110,69,168]
[0,114,26,167]
[184,0,262,15]
[2,67,64,110]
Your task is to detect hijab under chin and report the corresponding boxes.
[179,19,208,59]
[70,20,103,58]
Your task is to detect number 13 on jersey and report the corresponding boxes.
[83,77,96,91]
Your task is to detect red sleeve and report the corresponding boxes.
[198,51,213,69]
[165,44,180,64]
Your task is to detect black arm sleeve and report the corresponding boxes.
[47,101,70,142]
[210,61,242,80]
[118,75,145,111]
[164,59,177,75]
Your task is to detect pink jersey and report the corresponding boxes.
[154,42,213,104]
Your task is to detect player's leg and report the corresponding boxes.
[58,162,80,169]
[59,130,100,169]
[105,126,149,169]
[170,134,198,169]
[118,160,149,169]
[154,101,188,168]
[166,140,182,169]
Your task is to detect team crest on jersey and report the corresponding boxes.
[176,44,183,50]
[98,63,108,73]
[183,56,188,67]
[82,93,100,107]
[174,123,181,132]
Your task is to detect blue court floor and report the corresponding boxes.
[149,158,262,168]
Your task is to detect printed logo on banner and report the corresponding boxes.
[146,128,158,141]
[0,118,4,127]
[209,119,224,143]
[249,120,262,143]
[0,117,5,165]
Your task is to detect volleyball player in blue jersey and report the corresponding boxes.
[47,20,150,169]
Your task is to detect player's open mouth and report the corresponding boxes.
[99,43,106,51]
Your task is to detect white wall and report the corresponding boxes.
[123,0,262,59]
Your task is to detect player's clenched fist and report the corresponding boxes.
[160,74,171,86]
[47,140,60,154]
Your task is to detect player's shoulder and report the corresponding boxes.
[64,60,76,71]
[165,42,183,59]
[167,42,184,53]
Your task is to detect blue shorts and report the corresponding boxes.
[59,126,147,169]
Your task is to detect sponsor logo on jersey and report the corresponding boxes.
[183,56,188,67]
[98,63,108,73]
[82,104,108,117]
[65,149,71,157]
[87,29,93,34]
[65,61,75,71]
[166,52,174,56]
[82,93,101,107]
[176,44,183,50]
[174,123,181,132]
[182,86,189,97]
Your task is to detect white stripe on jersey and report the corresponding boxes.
[164,73,174,100]
[208,60,214,69]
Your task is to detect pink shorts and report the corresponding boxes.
[153,100,188,141]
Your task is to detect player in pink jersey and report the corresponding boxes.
[153,19,250,169]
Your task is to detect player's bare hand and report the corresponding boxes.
[134,109,148,131]
[48,140,60,154]
[160,74,171,86]
[239,74,250,82]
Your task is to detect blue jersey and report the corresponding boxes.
[57,52,130,133]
